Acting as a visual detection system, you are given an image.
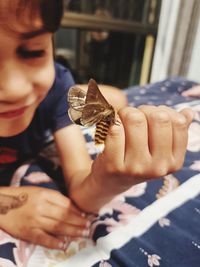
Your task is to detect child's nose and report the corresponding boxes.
[0,65,32,102]
[0,63,32,102]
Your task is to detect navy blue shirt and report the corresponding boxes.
[0,63,75,182]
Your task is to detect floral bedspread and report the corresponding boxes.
[1,78,200,267]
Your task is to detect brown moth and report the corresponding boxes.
[68,79,116,144]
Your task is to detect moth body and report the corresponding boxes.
[95,120,110,144]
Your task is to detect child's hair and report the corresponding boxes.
[37,0,64,32]
[0,0,64,33]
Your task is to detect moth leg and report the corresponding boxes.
[115,119,121,126]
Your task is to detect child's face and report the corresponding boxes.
[0,4,55,137]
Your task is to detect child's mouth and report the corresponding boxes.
[0,106,28,119]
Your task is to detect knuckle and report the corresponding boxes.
[138,104,147,109]
[171,157,185,172]
[106,162,124,175]
[173,114,187,128]
[158,105,168,109]
[138,104,155,110]
[35,203,44,215]
[63,198,70,209]
[32,231,44,245]
[58,210,67,221]
[152,161,170,177]
[127,162,147,177]
[129,165,143,177]
[124,157,152,177]
[52,222,62,233]
[123,110,146,126]
[118,106,132,116]
[151,110,170,124]
[108,123,122,138]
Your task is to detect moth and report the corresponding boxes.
[68,79,116,145]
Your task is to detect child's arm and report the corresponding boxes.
[54,105,194,213]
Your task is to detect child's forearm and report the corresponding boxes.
[68,171,117,214]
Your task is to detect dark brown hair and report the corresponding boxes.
[39,0,64,32]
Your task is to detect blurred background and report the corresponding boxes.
[54,0,200,88]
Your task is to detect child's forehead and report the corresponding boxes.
[1,0,29,15]
[0,0,43,38]
[0,0,41,25]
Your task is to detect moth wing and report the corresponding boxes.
[67,79,115,127]
[68,107,83,125]
[85,79,110,108]
[81,103,105,126]
[81,79,115,126]
[68,86,86,111]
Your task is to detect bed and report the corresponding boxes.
[1,77,200,267]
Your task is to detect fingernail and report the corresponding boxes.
[58,241,65,250]
[82,229,90,237]
[86,221,91,228]
[63,242,69,251]
[81,212,86,217]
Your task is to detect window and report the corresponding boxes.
[55,0,162,88]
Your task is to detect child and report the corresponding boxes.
[0,0,194,251]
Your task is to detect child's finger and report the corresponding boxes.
[148,106,194,169]
[119,107,150,166]
[40,217,90,238]
[138,105,173,159]
[172,108,195,160]
[103,114,125,169]
[30,229,69,250]
[154,106,194,158]
[179,108,195,124]
[42,202,90,228]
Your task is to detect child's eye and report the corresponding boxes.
[17,47,45,59]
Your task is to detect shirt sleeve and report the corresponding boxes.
[45,63,76,132]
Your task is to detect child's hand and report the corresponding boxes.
[181,85,200,98]
[92,105,194,193]
[0,186,90,250]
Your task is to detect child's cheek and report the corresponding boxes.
[35,61,55,98]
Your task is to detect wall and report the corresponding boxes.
[187,18,200,83]
[150,0,200,83]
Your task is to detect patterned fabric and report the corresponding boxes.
[0,77,200,267]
